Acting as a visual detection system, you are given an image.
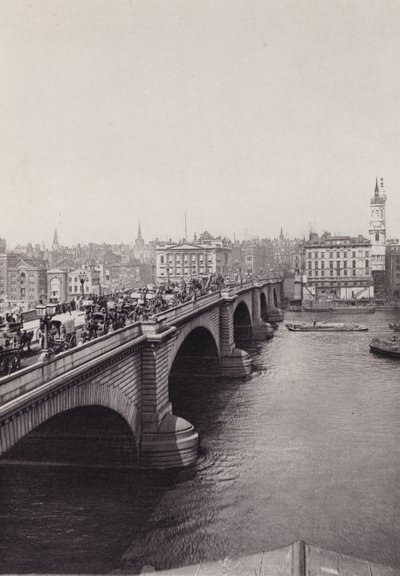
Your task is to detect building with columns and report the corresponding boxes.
[156,234,231,284]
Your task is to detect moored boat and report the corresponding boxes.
[369,337,400,357]
[329,305,376,314]
[285,321,368,332]
[388,321,400,331]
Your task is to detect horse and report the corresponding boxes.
[19,330,34,353]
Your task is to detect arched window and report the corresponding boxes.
[50,277,61,299]
[375,232,379,242]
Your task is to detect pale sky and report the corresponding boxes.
[1,0,400,248]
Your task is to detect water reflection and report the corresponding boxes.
[1,310,400,573]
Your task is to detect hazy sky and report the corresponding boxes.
[1,0,400,247]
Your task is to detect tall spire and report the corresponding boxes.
[137,221,142,240]
[52,228,59,249]
[375,177,379,197]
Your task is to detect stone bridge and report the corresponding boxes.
[0,279,283,469]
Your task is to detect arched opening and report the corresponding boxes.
[260,292,268,321]
[49,277,61,301]
[2,406,138,468]
[233,301,252,342]
[169,327,220,425]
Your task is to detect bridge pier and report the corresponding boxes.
[140,319,199,469]
[252,286,274,340]
[220,293,252,378]
[267,285,284,324]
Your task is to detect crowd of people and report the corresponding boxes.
[1,275,232,365]
[75,274,228,343]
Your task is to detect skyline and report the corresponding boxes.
[2,1,400,246]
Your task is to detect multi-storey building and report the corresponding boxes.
[156,234,231,284]
[1,253,48,307]
[385,240,400,301]
[47,269,69,302]
[67,268,101,298]
[303,232,374,301]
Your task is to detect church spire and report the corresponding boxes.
[137,221,142,240]
[52,228,59,250]
[375,177,379,197]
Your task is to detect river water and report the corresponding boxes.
[1,310,400,573]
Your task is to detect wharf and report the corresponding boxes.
[132,541,400,576]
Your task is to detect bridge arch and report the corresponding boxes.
[168,326,220,423]
[169,326,220,380]
[167,312,221,373]
[4,405,138,467]
[233,301,252,341]
[0,383,140,462]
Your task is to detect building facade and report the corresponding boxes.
[0,254,48,308]
[47,269,69,303]
[156,236,231,284]
[67,268,101,298]
[303,233,374,301]
[385,240,400,301]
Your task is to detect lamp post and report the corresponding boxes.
[166,266,170,287]
[142,286,148,308]
[36,302,58,356]
[79,271,88,298]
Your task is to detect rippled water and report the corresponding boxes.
[1,310,400,573]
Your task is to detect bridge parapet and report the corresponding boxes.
[155,292,221,323]
[0,322,144,407]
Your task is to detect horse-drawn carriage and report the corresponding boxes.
[37,314,79,355]
[0,316,33,375]
[0,333,21,374]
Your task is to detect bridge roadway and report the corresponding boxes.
[0,278,284,469]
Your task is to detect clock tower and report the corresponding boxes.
[369,177,386,298]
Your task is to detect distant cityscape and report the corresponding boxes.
[0,178,399,310]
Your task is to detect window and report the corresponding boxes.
[375,233,379,242]
[337,252,340,258]
[344,270,347,276]
[321,252,324,259]
[329,261,333,269]
[352,269,356,276]
[365,251,369,257]
[366,260,369,268]
[336,261,340,268]
[308,260,312,269]
[321,270,325,277]
[343,252,347,258]
[314,252,318,259]
[330,270,334,276]
[352,260,356,268]
[315,270,318,276]
[321,261,325,270]
[160,255,164,264]
[343,261,347,269]
[352,251,356,258]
